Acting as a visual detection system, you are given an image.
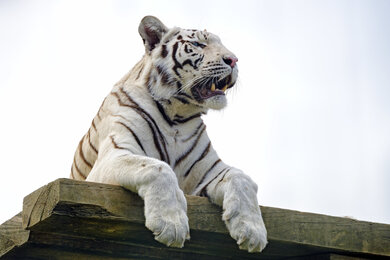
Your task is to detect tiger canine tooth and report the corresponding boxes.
[221,85,228,92]
[211,83,216,91]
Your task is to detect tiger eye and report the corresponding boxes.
[191,42,206,48]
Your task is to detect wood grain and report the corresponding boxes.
[1,178,389,259]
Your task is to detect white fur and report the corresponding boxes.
[73,16,267,252]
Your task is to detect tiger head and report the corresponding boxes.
[138,16,238,111]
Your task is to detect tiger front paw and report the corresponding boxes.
[144,189,190,248]
[224,209,268,253]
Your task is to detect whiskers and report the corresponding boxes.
[175,74,228,96]
[226,76,241,103]
[176,75,206,95]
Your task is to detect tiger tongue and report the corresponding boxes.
[201,87,209,96]
[198,83,226,99]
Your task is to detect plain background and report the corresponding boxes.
[1,0,389,225]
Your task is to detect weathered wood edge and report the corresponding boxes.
[2,178,390,259]
[22,180,61,230]
[24,178,390,257]
[0,213,29,256]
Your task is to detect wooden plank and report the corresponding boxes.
[0,213,29,256]
[262,207,390,257]
[289,254,372,260]
[327,254,371,260]
[1,178,390,259]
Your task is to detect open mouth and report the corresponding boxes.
[192,75,234,101]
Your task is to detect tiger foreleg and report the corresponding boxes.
[86,138,190,248]
[204,168,268,253]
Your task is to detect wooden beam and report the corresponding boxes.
[0,213,29,256]
[1,178,389,259]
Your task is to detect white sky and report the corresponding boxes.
[1,0,389,225]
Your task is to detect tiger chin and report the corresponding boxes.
[70,16,267,253]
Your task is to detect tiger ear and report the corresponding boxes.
[138,16,168,53]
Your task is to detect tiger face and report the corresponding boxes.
[139,16,238,110]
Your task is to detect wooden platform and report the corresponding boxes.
[1,178,389,259]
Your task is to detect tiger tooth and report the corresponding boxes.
[221,85,228,92]
[211,83,216,91]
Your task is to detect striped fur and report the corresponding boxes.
[70,16,267,252]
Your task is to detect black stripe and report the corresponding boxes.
[184,142,211,177]
[112,91,165,161]
[111,92,163,157]
[174,125,206,168]
[110,135,133,152]
[196,159,222,191]
[118,88,165,140]
[97,111,102,121]
[182,122,205,142]
[199,167,228,197]
[116,121,147,154]
[172,42,182,77]
[174,113,201,124]
[116,89,170,164]
[182,59,197,69]
[177,92,193,99]
[91,118,97,132]
[184,44,193,53]
[87,129,98,154]
[161,44,168,58]
[156,65,171,85]
[155,100,175,126]
[73,158,86,179]
[118,88,168,145]
[194,55,203,68]
[111,91,133,110]
[216,169,229,186]
[78,137,93,169]
[174,96,189,104]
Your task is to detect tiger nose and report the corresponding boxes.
[223,56,238,68]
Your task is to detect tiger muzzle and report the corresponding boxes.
[192,74,234,101]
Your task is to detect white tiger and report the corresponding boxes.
[70,16,267,253]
